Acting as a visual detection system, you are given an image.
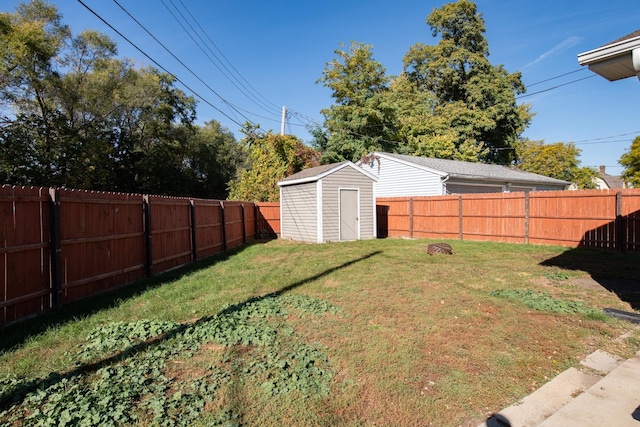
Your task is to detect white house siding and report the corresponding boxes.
[363,157,443,197]
[321,167,375,241]
[280,183,318,242]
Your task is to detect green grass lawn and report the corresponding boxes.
[1,238,639,426]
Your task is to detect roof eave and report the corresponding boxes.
[578,36,640,81]
[277,161,378,187]
[449,173,570,186]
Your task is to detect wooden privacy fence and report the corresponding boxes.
[255,202,280,237]
[1,185,269,326]
[377,189,640,250]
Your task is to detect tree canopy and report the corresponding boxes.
[0,0,240,199]
[316,0,533,165]
[317,41,398,163]
[229,130,320,202]
[619,136,640,188]
[515,140,597,189]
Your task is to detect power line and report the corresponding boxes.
[525,68,587,87]
[517,75,597,99]
[572,131,640,143]
[160,0,281,117]
[77,0,248,129]
[174,0,282,113]
[111,0,255,125]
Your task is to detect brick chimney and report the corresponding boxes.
[599,165,606,174]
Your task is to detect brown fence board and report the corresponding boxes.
[256,202,280,237]
[461,193,526,243]
[58,190,146,303]
[412,195,461,239]
[2,186,261,326]
[376,197,412,237]
[529,190,617,248]
[192,199,224,259]
[223,202,244,250]
[148,196,192,275]
[1,186,51,325]
[377,189,640,251]
[242,201,256,241]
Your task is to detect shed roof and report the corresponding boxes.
[376,152,570,186]
[277,161,377,187]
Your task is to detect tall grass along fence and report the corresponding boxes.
[1,185,276,326]
[377,189,640,250]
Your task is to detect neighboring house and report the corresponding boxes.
[595,165,627,189]
[357,152,570,197]
[578,29,640,82]
[277,161,377,243]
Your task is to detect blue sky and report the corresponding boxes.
[4,0,640,175]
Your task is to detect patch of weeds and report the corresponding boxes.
[0,294,339,426]
[490,289,604,318]
[545,271,572,281]
[76,319,180,361]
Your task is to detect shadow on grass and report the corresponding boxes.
[0,250,382,409]
[0,242,257,354]
[540,248,640,310]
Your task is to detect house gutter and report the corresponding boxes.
[441,174,450,194]
[578,34,640,81]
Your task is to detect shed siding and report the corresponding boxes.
[321,167,375,241]
[365,157,443,197]
[281,183,317,242]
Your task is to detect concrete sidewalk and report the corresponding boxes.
[479,349,640,427]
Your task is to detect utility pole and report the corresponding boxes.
[280,106,286,136]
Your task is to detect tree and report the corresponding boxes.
[184,120,243,199]
[619,136,640,188]
[229,131,320,202]
[317,41,398,163]
[401,0,532,163]
[0,1,217,197]
[515,140,597,189]
[389,74,486,161]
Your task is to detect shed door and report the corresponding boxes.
[339,189,359,241]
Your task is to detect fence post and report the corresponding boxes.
[220,201,227,251]
[143,195,153,277]
[524,192,530,244]
[458,195,463,240]
[190,199,198,261]
[409,197,414,238]
[241,203,246,244]
[616,191,623,252]
[49,188,62,309]
[254,203,259,239]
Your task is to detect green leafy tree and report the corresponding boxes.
[229,130,320,202]
[389,74,485,161]
[317,41,398,163]
[515,140,597,189]
[184,120,243,199]
[0,1,227,197]
[619,136,640,188]
[401,0,532,163]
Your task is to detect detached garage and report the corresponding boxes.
[277,161,377,243]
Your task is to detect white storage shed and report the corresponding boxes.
[277,161,377,243]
